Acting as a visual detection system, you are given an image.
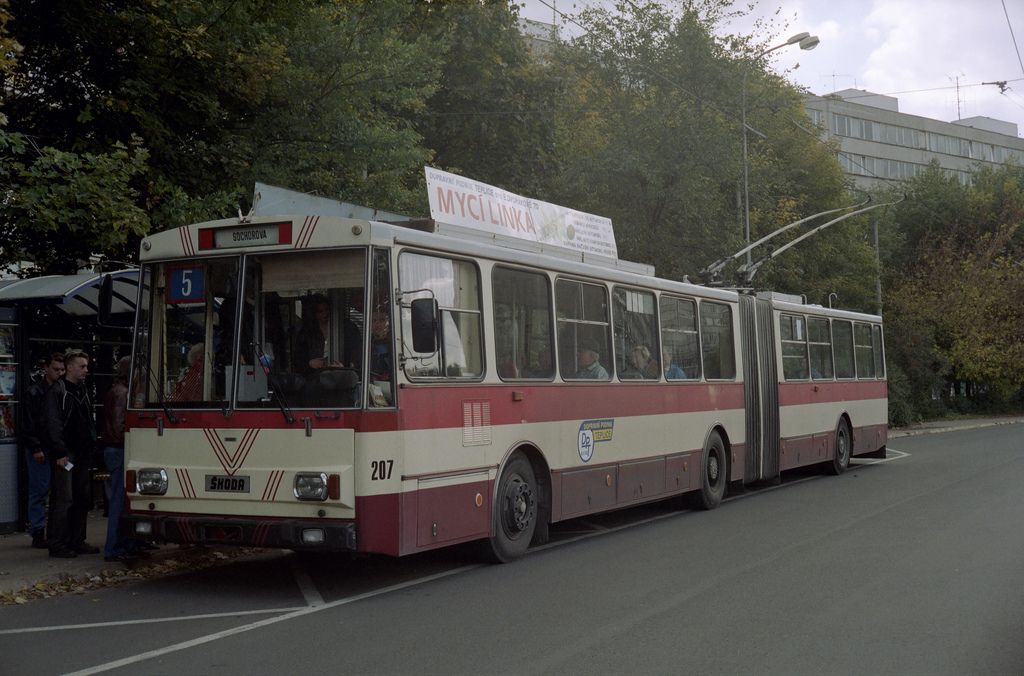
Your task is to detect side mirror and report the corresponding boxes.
[410,298,438,353]
[98,274,114,325]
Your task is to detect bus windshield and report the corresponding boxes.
[133,247,393,410]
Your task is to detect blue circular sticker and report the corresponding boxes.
[578,428,594,463]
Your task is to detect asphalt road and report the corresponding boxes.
[2,424,1022,676]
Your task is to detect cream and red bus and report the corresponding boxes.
[119,193,886,563]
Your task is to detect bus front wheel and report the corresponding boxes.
[484,452,538,563]
[688,431,726,510]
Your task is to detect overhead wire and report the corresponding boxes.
[1002,0,1024,77]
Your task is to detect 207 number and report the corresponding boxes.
[371,460,394,481]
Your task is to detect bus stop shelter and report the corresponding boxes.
[0,270,139,533]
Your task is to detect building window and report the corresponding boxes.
[835,114,852,137]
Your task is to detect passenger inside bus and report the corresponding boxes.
[624,345,658,379]
[526,348,552,378]
[369,309,391,380]
[663,348,687,380]
[368,306,392,406]
[575,340,609,379]
[294,295,344,380]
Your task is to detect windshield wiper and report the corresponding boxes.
[140,355,180,424]
[251,342,296,424]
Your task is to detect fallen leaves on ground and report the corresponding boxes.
[0,546,266,605]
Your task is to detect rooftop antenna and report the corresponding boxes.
[950,71,966,120]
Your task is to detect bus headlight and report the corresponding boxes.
[137,469,168,495]
[294,473,329,501]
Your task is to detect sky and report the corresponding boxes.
[517,0,1024,136]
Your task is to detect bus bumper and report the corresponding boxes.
[120,513,358,552]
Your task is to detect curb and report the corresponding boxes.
[888,418,1024,439]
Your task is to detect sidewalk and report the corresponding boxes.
[0,509,249,602]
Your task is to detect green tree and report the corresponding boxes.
[0,0,442,273]
[0,133,151,274]
[882,162,1024,416]
[244,1,444,215]
[547,0,856,296]
[404,0,562,200]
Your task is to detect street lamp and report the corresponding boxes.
[742,32,820,265]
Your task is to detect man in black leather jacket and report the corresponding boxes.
[40,350,98,558]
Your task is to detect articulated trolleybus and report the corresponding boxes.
[121,178,887,563]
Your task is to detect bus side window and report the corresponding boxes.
[399,252,483,379]
[492,266,554,381]
[556,279,612,381]
[780,314,809,380]
[872,325,885,378]
[699,301,736,380]
[854,323,875,378]
[808,317,834,379]
[613,287,659,380]
[833,320,855,378]
[659,295,699,380]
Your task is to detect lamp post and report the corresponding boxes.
[742,32,820,265]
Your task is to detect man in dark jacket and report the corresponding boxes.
[41,350,98,558]
[20,353,64,549]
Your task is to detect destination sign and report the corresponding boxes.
[199,221,293,250]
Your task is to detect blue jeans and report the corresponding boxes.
[24,447,49,535]
[103,446,134,558]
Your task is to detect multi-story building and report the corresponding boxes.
[804,89,1024,189]
[519,18,556,58]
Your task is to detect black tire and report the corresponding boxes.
[688,431,727,510]
[484,453,538,563]
[826,419,852,476]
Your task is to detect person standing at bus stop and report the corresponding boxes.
[101,356,141,562]
[20,353,65,549]
[40,350,99,558]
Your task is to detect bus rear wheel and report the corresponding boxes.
[826,419,852,476]
[688,431,726,510]
[484,452,538,563]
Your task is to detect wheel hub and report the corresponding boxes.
[707,454,720,482]
[503,479,535,532]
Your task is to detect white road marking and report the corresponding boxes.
[290,557,325,607]
[0,608,304,636]
[61,564,481,676]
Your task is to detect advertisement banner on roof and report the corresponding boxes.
[424,167,618,259]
